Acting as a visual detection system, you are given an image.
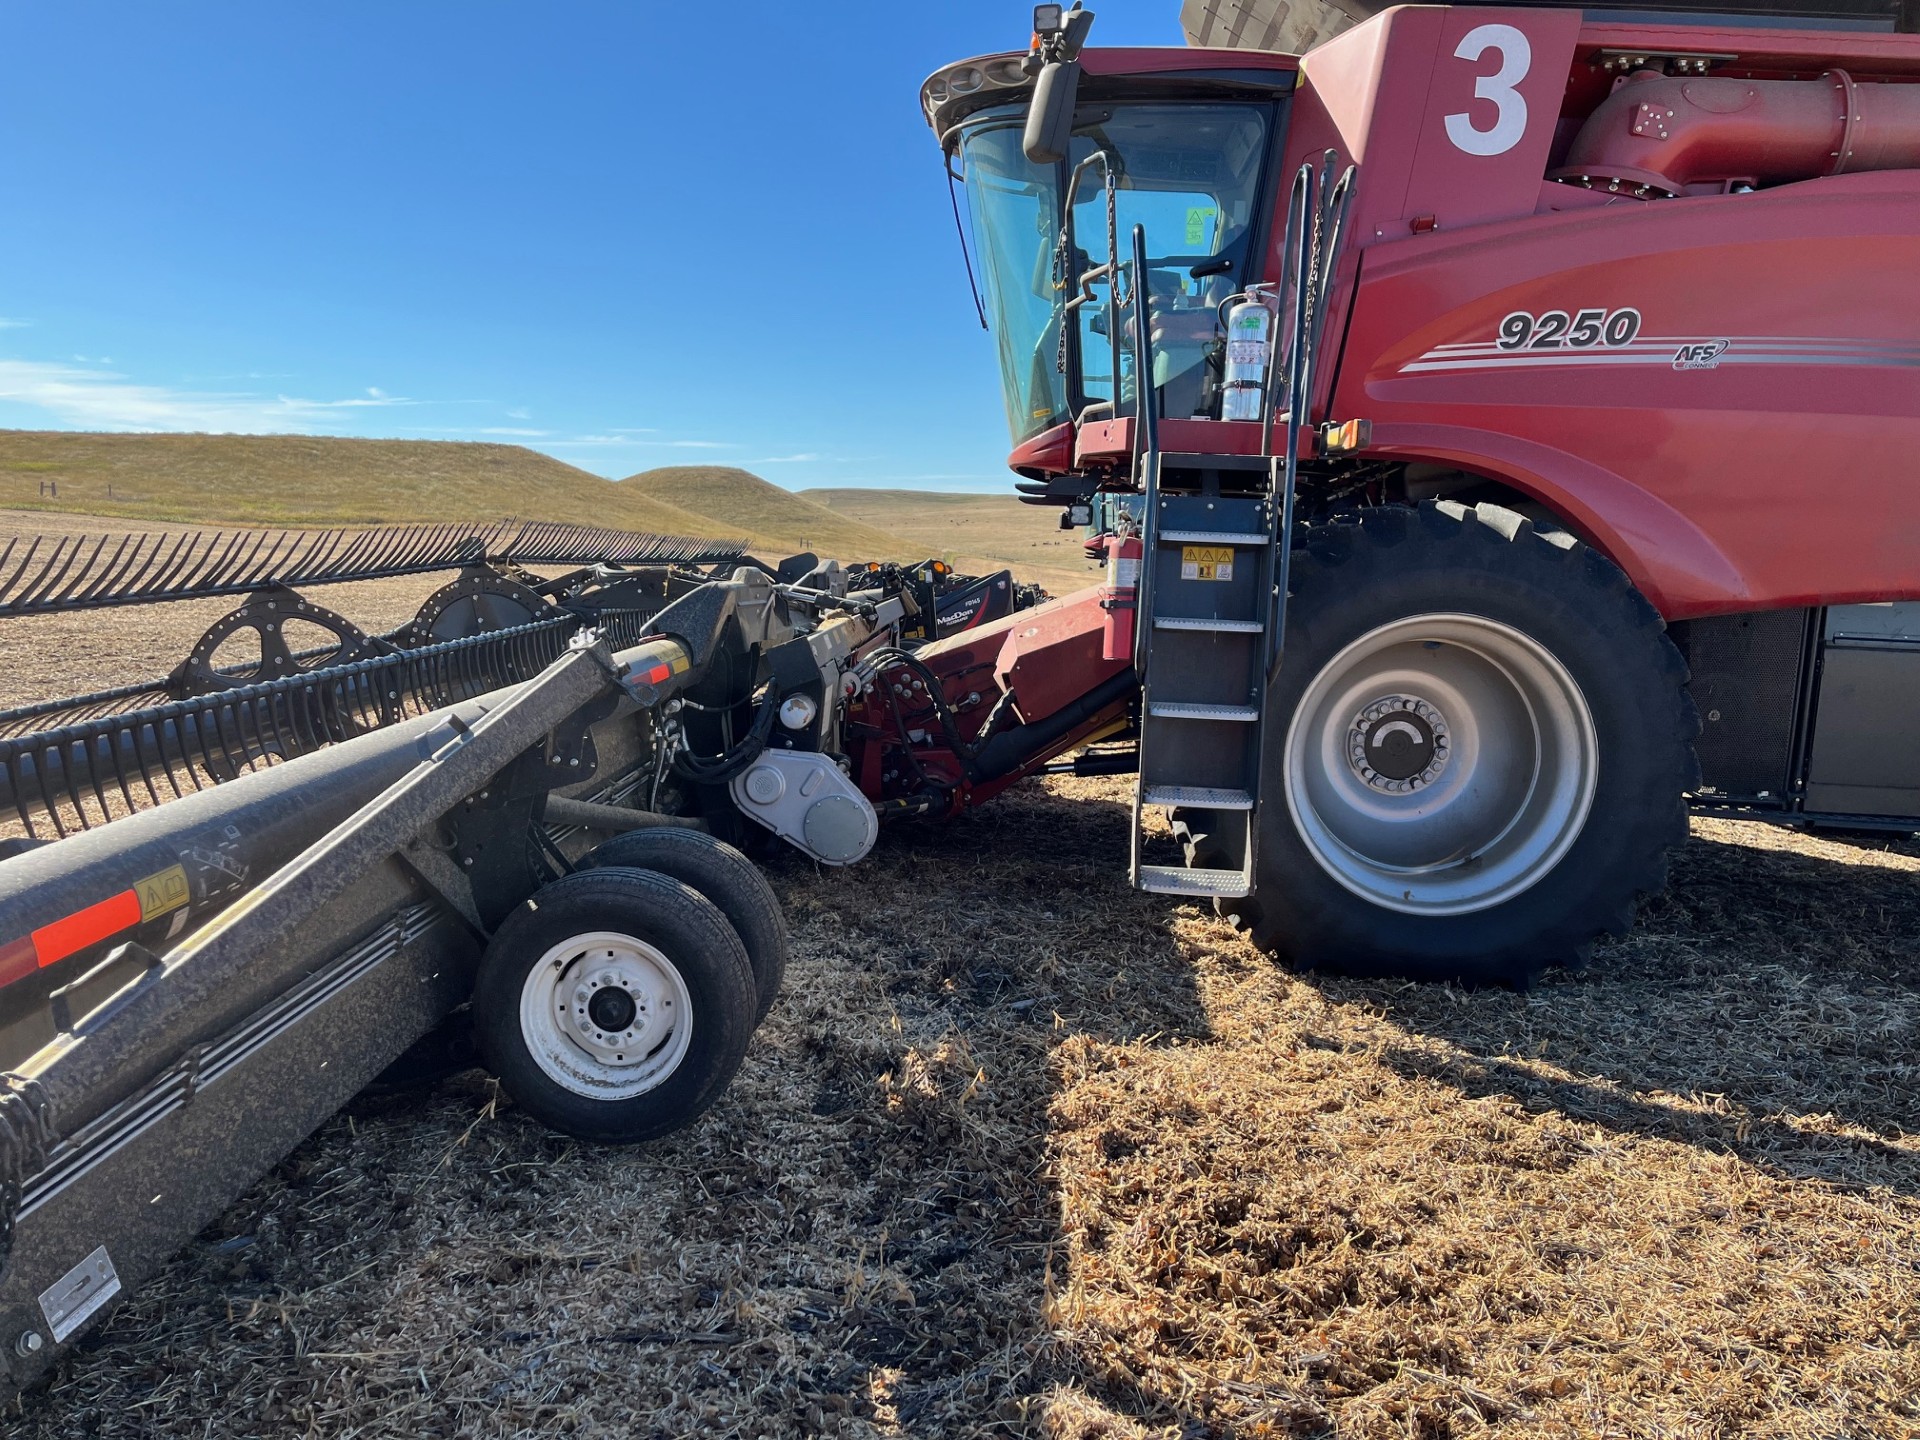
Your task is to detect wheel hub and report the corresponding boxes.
[555,957,667,1066]
[1347,695,1450,793]
[1285,614,1599,917]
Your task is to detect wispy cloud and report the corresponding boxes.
[476,426,549,437]
[0,358,416,432]
[757,453,821,464]
[506,407,533,421]
[0,318,30,330]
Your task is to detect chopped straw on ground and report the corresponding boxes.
[8,771,1917,1438]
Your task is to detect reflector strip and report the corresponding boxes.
[31,891,142,968]
[0,936,36,987]
[0,863,193,992]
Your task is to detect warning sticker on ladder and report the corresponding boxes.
[1180,546,1235,582]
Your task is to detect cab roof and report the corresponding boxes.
[921,46,1299,143]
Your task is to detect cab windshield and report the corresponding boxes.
[955,101,1277,445]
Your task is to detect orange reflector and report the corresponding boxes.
[1319,418,1374,456]
[32,890,142,969]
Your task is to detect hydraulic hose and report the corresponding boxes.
[968,668,1138,783]
[672,685,779,784]
[857,647,986,777]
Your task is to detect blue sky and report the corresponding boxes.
[0,2,1182,493]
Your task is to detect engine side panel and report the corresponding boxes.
[1332,171,1920,617]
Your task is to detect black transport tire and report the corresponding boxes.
[471,867,757,1144]
[576,827,789,1023]
[1219,500,1697,985]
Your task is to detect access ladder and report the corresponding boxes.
[1124,157,1356,899]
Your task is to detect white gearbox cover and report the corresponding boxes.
[728,750,878,865]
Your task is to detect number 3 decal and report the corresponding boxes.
[1445,23,1532,157]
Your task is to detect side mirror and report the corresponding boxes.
[1022,4,1095,165]
[1022,61,1082,164]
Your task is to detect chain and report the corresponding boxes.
[0,1073,57,1279]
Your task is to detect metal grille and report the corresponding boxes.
[0,521,746,618]
[0,607,657,840]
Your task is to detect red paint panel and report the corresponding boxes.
[1332,171,1920,617]
[32,890,142,968]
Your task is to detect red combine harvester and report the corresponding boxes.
[879,0,1920,984]
[3,0,1919,1387]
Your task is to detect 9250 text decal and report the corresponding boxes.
[1496,307,1642,351]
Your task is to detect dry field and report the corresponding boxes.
[806,488,1094,598]
[4,776,1917,1438]
[622,469,930,571]
[0,432,741,539]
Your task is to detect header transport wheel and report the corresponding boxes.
[576,827,789,1024]
[472,867,758,1143]
[1222,501,1698,986]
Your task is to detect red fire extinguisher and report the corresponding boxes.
[1099,530,1143,663]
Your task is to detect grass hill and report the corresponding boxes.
[0,430,740,538]
[0,431,1091,588]
[805,486,1092,595]
[619,467,915,563]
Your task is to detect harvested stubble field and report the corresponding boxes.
[6,772,1919,1438]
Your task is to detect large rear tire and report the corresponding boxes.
[1219,501,1697,985]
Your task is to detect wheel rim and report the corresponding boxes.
[517,929,695,1099]
[1284,613,1598,917]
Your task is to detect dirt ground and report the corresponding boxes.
[5,775,1917,1439]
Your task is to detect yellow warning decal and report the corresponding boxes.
[1180,545,1235,582]
[134,864,191,922]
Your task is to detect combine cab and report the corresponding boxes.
[922,1,1920,981]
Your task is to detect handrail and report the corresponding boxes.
[1129,222,1161,689]
[1267,153,1359,682]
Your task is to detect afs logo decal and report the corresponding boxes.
[1672,340,1729,371]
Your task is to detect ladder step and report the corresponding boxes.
[1159,530,1266,546]
[1148,701,1260,722]
[1154,616,1263,633]
[1138,865,1252,898]
[1141,785,1255,810]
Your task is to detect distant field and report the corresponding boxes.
[806,487,1094,596]
[620,467,919,567]
[0,430,738,538]
[0,430,1093,594]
